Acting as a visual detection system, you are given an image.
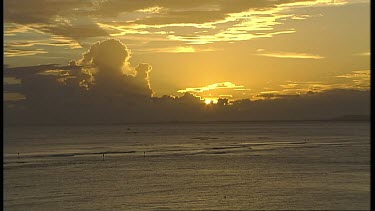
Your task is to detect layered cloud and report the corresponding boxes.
[4,0,108,40]
[336,70,370,79]
[4,48,48,57]
[356,52,370,56]
[4,0,351,58]
[177,82,251,101]
[335,70,370,90]
[251,70,370,100]
[256,51,325,59]
[178,82,245,93]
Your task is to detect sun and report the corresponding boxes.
[204,98,218,105]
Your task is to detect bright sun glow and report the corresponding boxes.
[204,99,218,104]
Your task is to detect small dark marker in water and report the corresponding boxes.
[17,153,20,159]
[144,151,146,158]
[103,153,105,161]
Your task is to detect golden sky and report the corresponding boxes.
[4,0,370,102]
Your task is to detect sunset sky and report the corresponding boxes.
[3,3,371,210]
[4,0,370,103]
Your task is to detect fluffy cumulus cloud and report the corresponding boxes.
[135,63,152,91]
[4,39,155,124]
[74,39,153,98]
[4,39,370,125]
[80,39,130,71]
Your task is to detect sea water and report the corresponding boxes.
[3,121,370,210]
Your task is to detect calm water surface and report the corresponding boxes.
[3,121,370,210]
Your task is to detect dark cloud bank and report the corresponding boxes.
[4,0,343,43]
[4,39,370,125]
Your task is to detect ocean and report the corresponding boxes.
[3,121,370,210]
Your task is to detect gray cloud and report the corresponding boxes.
[93,0,308,23]
[4,39,370,125]
[135,63,153,92]
[4,0,89,24]
[38,24,109,42]
[80,39,130,71]
[4,39,154,124]
[255,93,300,100]
[4,0,108,41]
[133,11,226,25]
[4,0,343,46]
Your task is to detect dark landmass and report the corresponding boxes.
[327,115,370,121]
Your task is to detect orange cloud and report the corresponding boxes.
[256,52,324,59]
[178,82,245,93]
